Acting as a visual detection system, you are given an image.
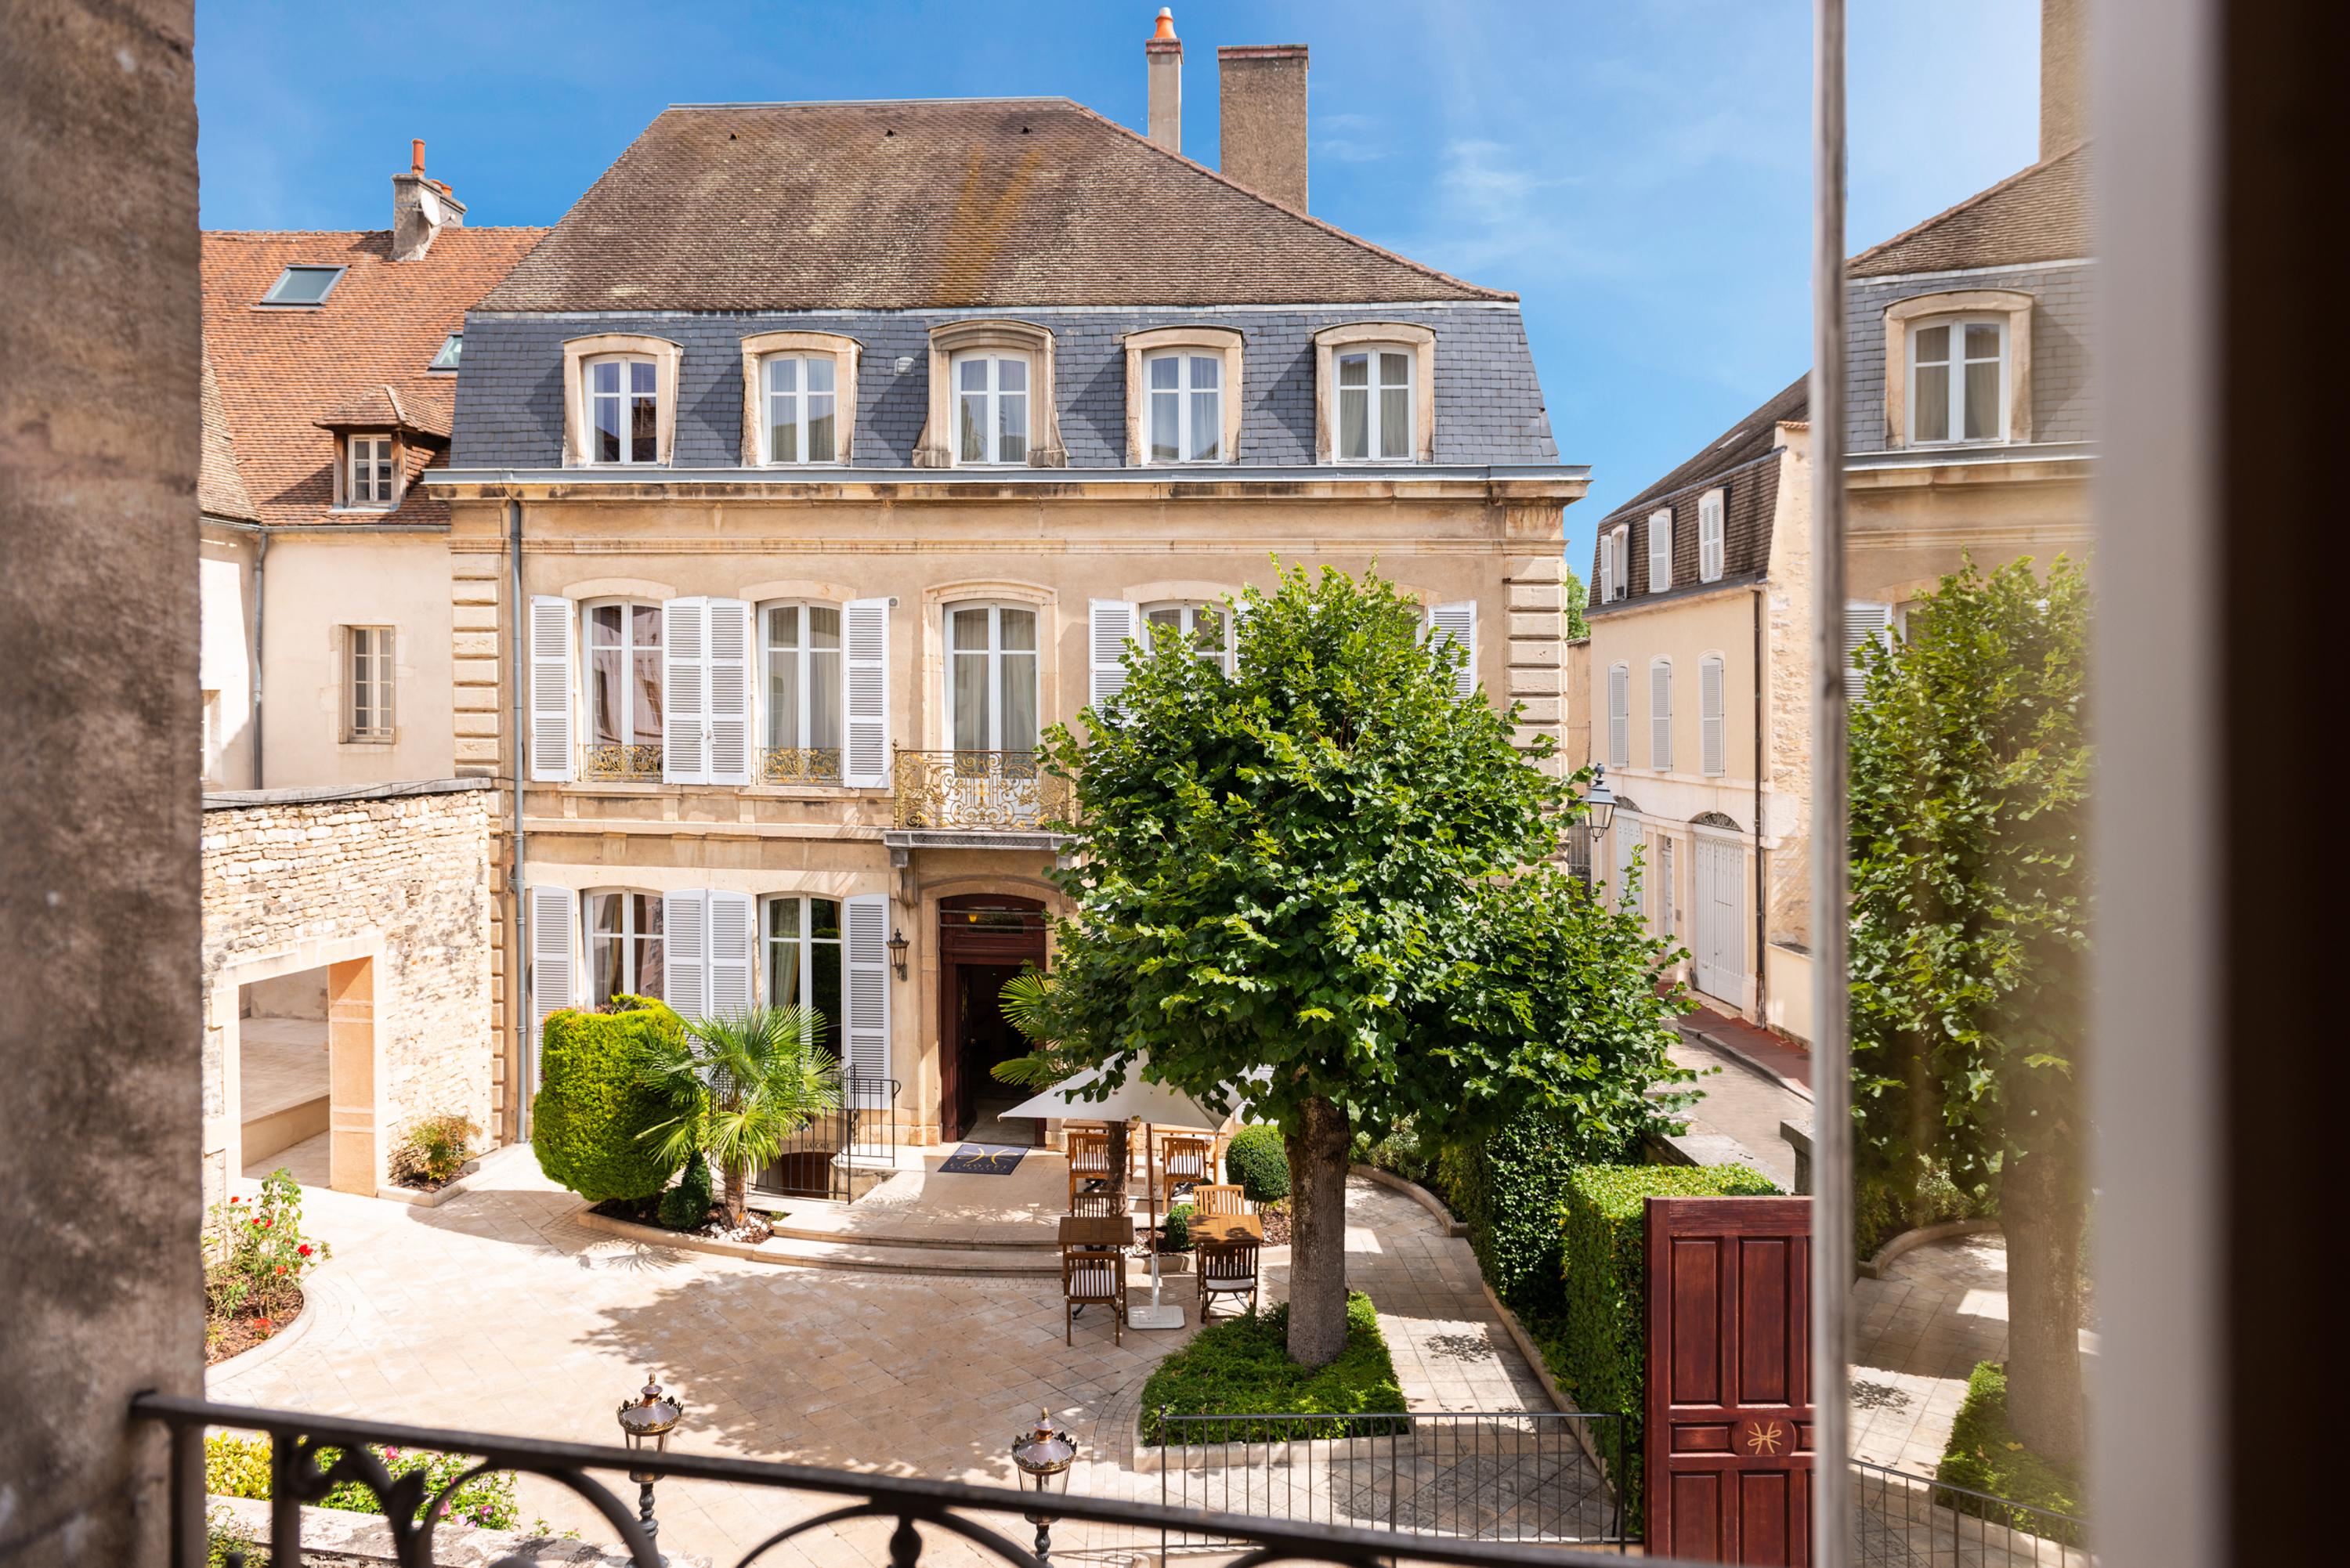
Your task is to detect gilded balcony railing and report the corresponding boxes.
[761,746,844,785]
[891,748,1075,831]
[580,742,663,782]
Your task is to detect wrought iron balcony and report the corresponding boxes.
[891,749,1075,833]
[580,742,663,782]
[761,746,844,786]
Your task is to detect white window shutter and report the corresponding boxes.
[1595,539,1611,603]
[1701,656,1726,777]
[663,888,709,1021]
[663,598,709,783]
[527,884,578,1071]
[1647,511,1672,593]
[1699,490,1726,582]
[1843,601,1894,690]
[706,891,754,1018]
[844,893,891,1087]
[1426,602,1477,699]
[1089,599,1136,717]
[1650,661,1673,771]
[705,598,754,785]
[1607,664,1629,769]
[842,597,890,788]
[528,596,574,782]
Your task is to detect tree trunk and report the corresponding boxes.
[1284,1095,1353,1367]
[722,1161,747,1229]
[1999,1140,2086,1469]
[1106,1118,1131,1201]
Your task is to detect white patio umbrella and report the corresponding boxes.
[1003,1056,1243,1329]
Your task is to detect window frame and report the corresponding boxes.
[1312,321,1437,464]
[428,332,462,373]
[758,601,845,783]
[1649,656,1674,772]
[342,432,397,509]
[762,894,846,1051]
[1604,526,1632,602]
[1607,661,1631,769]
[584,888,665,1009]
[944,601,1042,753]
[1882,288,2035,447]
[739,331,860,467]
[1141,600,1236,675]
[258,265,345,308]
[1699,652,1728,777]
[1142,350,1227,464]
[583,354,660,467]
[560,334,682,468]
[949,350,1032,468]
[1123,327,1244,465]
[1647,508,1673,594]
[342,624,396,745]
[761,353,842,466]
[1332,344,1415,464]
[1906,315,2010,446]
[1698,487,1726,583]
[580,598,665,767]
[916,320,1063,468]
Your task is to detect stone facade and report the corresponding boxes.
[200,779,494,1202]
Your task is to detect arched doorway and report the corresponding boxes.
[936,894,1049,1143]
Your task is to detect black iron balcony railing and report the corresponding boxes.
[580,742,663,782]
[754,1072,898,1203]
[133,1393,1648,1568]
[761,746,844,786]
[891,748,1075,833]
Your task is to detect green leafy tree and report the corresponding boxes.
[1025,563,1690,1365]
[641,1004,841,1227]
[1563,564,1589,640]
[1848,556,2092,1468]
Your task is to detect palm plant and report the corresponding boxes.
[641,1004,841,1227]
[995,968,1129,1200]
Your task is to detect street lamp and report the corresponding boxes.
[1582,763,1618,839]
[1008,1407,1076,1566]
[886,926,909,979]
[616,1373,684,1557]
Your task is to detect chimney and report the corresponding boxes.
[2040,0,2088,158]
[1217,45,1309,211]
[1146,9,1183,155]
[390,139,466,262]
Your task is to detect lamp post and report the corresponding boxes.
[1582,763,1618,840]
[1009,1407,1076,1566]
[886,926,909,980]
[616,1373,684,1558]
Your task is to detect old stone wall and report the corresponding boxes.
[201,780,494,1200]
[1763,424,1816,950]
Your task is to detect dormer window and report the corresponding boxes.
[765,355,839,464]
[954,352,1030,466]
[260,266,344,307]
[428,332,462,372]
[1337,346,1413,461]
[587,356,658,465]
[346,434,396,507]
[1910,318,2006,444]
[1145,352,1223,462]
[1312,322,1437,464]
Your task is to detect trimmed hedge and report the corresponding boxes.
[531,995,683,1203]
[1935,1362,2087,1543]
[1139,1292,1404,1444]
[1439,1107,1594,1323]
[658,1151,714,1231]
[1224,1123,1290,1205]
[1554,1162,1780,1519]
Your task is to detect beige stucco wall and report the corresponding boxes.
[200,782,494,1203]
[259,532,455,788]
[200,527,257,789]
[448,482,1578,1143]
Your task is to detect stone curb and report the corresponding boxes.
[573,1205,1061,1277]
[1684,1023,1813,1103]
[206,1267,337,1385]
[374,1157,483,1209]
[1350,1163,1470,1237]
[1858,1217,2004,1281]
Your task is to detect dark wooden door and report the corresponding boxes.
[1644,1194,1813,1564]
[936,896,1047,1143]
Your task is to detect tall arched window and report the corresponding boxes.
[765,895,844,1053]
[586,890,663,1007]
[946,602,1039,751]
[761,603,842,782]
[584,600,663,779]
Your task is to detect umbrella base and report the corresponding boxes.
[1126,1302,1187,1330]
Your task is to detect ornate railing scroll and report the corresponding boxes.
[136,1392,1650,1568]
[580,742,663,782]
[889,750,1075,832]
[760,747,844,785]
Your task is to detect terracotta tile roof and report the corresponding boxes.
[1848,142,2092,279]
[478,97,1506,312]
[201,226,546,526]
[198,349,258,522]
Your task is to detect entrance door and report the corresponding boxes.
[936,895,1047,1142]
[1657,836,1676,942]
[1645,1194,1814,1563]
[1694,837,1744,1004]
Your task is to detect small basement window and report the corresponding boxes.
[260,266,345,306]
[428,332,462,371]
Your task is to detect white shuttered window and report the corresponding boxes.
[843,894,891,1089]
[1701,655,1726,777]
[1844,601,1895,692]
[660,598,754,785]
[529,596,575,782]
[1649,659,1673,771]
[1607,663,1630,769]
[1425,602,1477,699]
[1089,599,1137,718]
[1647,509,1672,593]
[1698,488,1726,582]
[527,884,579,1078]
[842,598,890,788]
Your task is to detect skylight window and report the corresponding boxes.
[429,332,462,371]
[260,266,345,306]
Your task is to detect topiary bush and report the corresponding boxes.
[657,1150,714,1231]
[532,995,684,1203]
[1554,1162,1780,1519]
[1224,1123,1289,1205]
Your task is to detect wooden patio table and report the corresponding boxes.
[1188,1213,1263,1246]
[1058,1215,1136,1250]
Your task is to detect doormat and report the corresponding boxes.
[941,1143,1029,1176]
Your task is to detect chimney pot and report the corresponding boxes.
[391,143,465,262]
[1145,9,1183,155]
[1217,44,1310,211]
[411,138,426,175]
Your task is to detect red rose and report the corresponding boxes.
[255,1219,269,1229]
[297,1244,313,1257]
[275,1265,287,1274]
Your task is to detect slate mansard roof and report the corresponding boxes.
[480,97,1507,313]
[1848,142,2092,280]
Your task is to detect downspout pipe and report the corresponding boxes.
[507,487,530,1140]
[1753,583,1767,1028]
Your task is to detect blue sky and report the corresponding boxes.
[196,0,2041,570]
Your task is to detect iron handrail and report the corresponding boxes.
[1849,1456,2092,1559]
[136,1391,1670,1568]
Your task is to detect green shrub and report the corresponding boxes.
[1935,1362,2087,1543]
[389,1113,479,1188]
[657,1150,714,1231]
[1553,1162,1780,1519]
[204,1432,519,1530]
[1353,1118,1444,1194]
[531,995,685,1203]
[1224,1124,1289,1205]
[206,1506,258,1568]
[1162,1202,1193,1252]
[1139,1292,1404,1443]
[1441,1104,1632,1323]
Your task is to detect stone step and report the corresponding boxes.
[575,1205,1065,1277]
[763,1218,1062,1252]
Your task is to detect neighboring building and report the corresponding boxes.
[429,18,1586,1153]
[196,150,544,1197]
[1585,0,2092,1040]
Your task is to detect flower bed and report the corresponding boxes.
[205,1432,520,1530]
[204,1169,327,1366]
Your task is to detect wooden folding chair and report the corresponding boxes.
[1063,1244,1126,1345]
[1191,1183,1246,1218]
[1197,1239,1260,1320]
